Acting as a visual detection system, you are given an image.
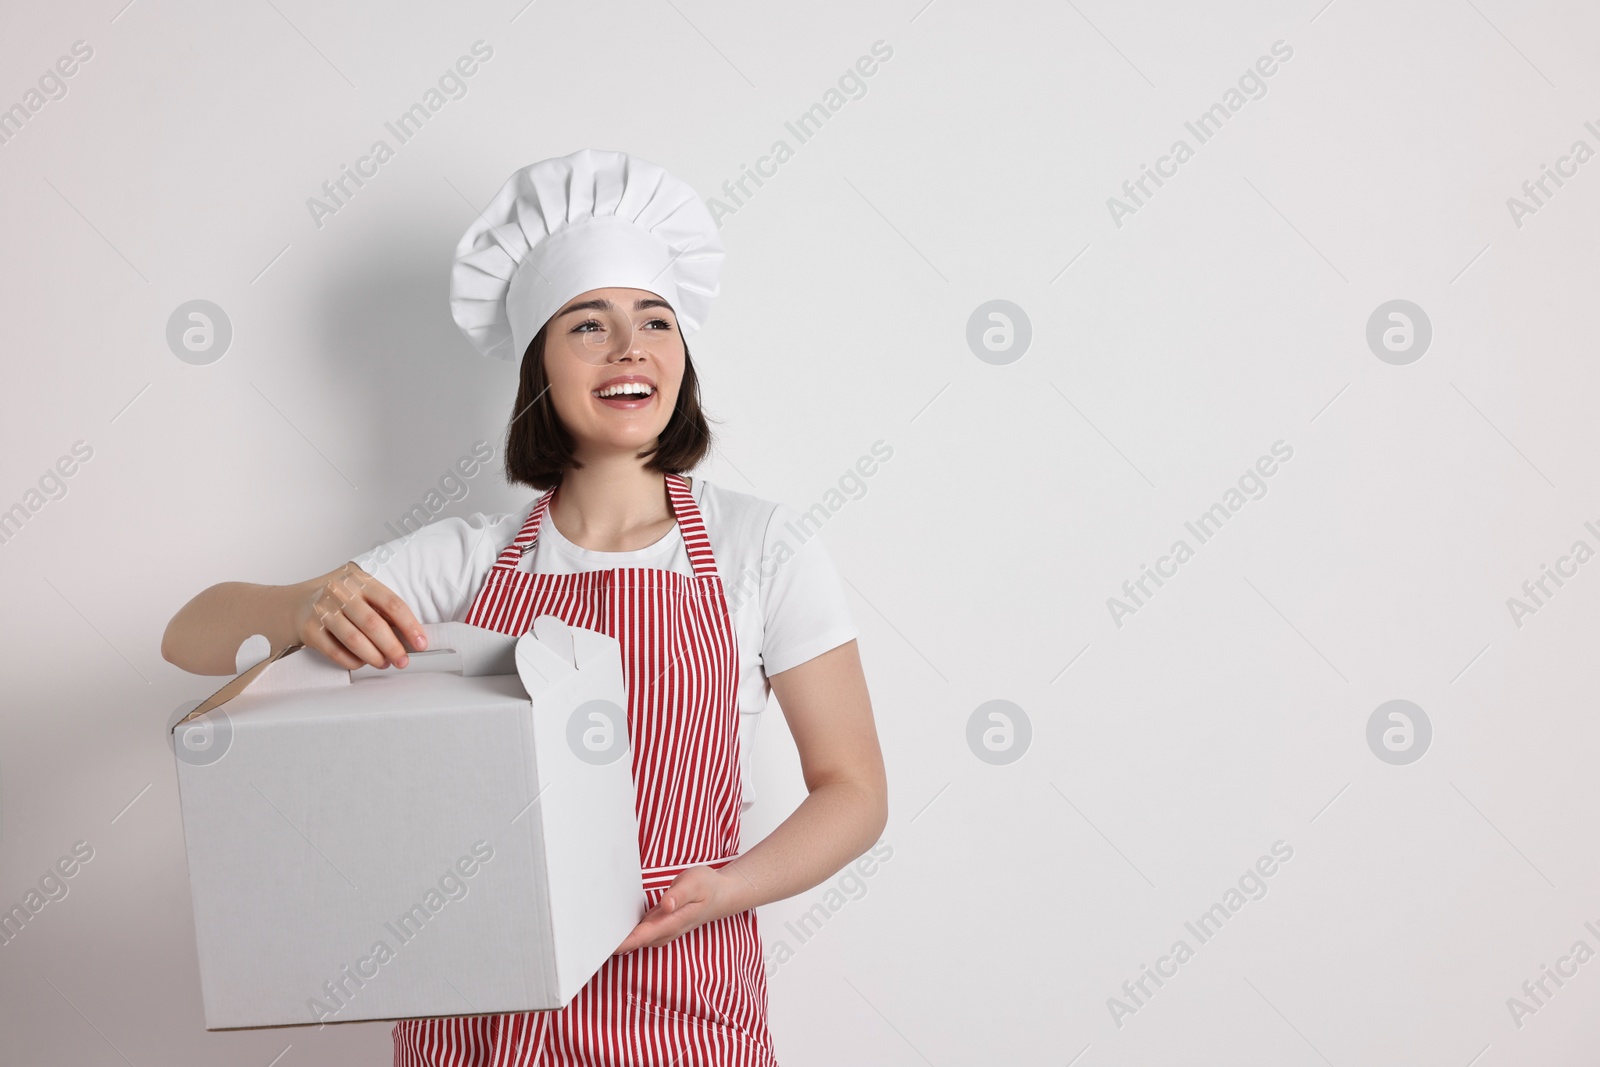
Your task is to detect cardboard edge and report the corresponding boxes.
[509,691,564,1008]
[529,710,565,1007]
[205,1006,534,1032]
[172,643,305,733]
[176,624,524,739]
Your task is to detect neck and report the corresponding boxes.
[549,454,674,547]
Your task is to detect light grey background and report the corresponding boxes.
[3,0,1599,1063]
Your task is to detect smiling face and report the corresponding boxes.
[542,287,685,462]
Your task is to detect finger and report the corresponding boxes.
[660,871,711,910]
[344,597,413,668]
[303,614,373,670]
[636,898,679,929]
[306,575,391,668]
[313,604,391,669]
[615,920,659,955]
[638,905,701,948]
[302,624,366,671]
[649,894,705,932]
[328,576,416,667]
[615,928,644,955]
[360,578,427,653]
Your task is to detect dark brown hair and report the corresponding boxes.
[503,322,715,491]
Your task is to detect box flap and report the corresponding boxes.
[172,621,521,733]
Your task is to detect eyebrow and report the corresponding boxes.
[557,296,675,318]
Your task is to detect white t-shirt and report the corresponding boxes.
[347,476,858,810]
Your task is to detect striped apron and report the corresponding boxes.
[393,472,779,1067]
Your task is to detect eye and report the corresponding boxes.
[571,317,674,333]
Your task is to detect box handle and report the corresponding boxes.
[345,620,517,681]
[349,646,462,680]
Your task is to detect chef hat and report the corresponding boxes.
[449,148,724,363]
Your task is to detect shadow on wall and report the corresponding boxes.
[307,222,519,499]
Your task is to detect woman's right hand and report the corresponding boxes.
[291,562,427,670]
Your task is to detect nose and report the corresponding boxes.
[578,311,642,365]
[607,332,646,363]
[609,321,657,363]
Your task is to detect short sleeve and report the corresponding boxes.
[347,514,504,626]
[758,504,859,677]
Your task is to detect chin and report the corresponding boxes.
[593,428,668,452]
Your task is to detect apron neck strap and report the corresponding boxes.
[491,473,718,580]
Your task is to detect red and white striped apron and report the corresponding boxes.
[393,473,779,1067]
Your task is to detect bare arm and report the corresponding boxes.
[616,637,888,952]
[161,562,427,676]
[721,638,887,909]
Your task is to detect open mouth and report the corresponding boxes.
[592,382,656,407]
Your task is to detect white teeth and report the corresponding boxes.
[595,382,654,398]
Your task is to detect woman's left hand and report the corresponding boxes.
[614,865,743,954]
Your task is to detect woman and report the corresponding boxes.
[161,149,887,1066]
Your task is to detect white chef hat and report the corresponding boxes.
[449,148,724,363]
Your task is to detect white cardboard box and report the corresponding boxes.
[170,616,642,1031]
